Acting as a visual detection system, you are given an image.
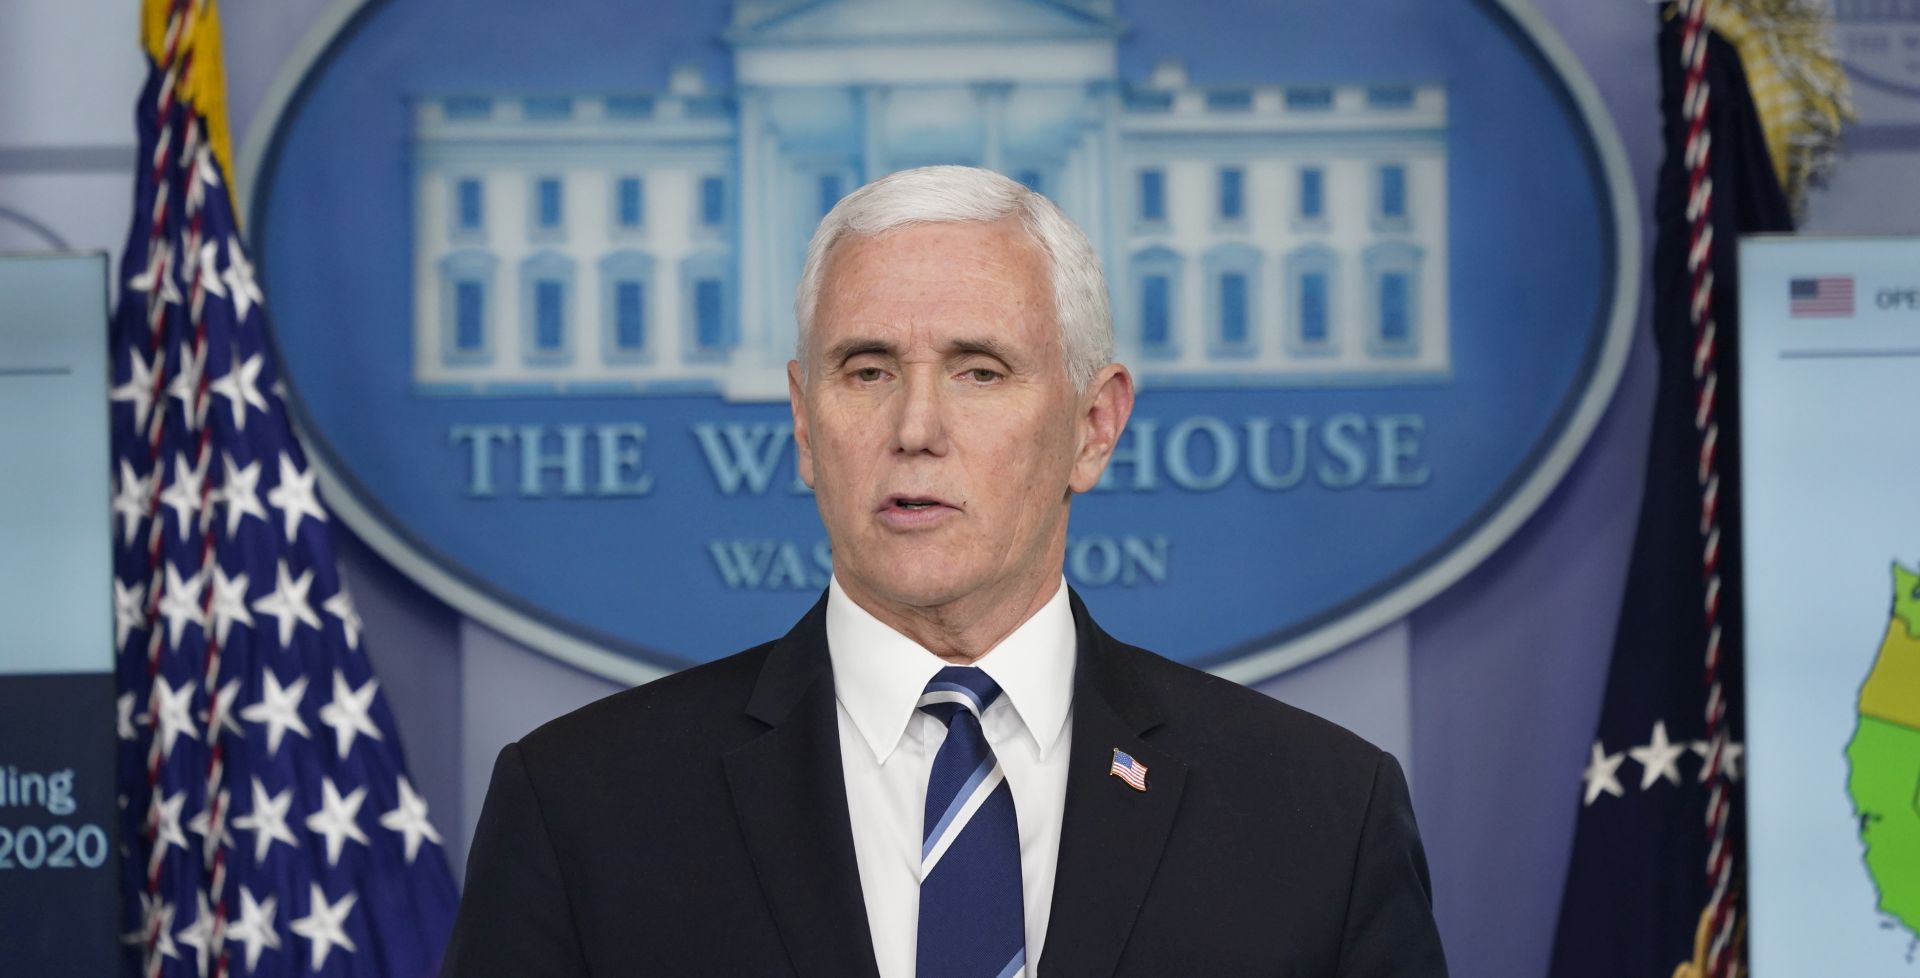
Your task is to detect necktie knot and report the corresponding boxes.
[918,666,1003,725]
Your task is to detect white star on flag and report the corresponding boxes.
[251,559,320,647]
[127,240,183,307]
[223,238,263,322]
[148,674,200,758]
[232,778,300,864]
[157,453,208,542]
[220,454,268,537]
[116,691,139,741]
[150,789,191,856]
[225,886,281,972]
[1690,735,1746,782]
[113,577,146,652]
[208,564,253,645]
[109,347,159,431]
[186,786,235,855]
[188,144,222,212]
[290,883,358,970]
[266,454,327,543]
[203,676,246,739]
[164,339,208,430]
[239,670,310,756]
[193,237,227,321]
[112,460,150,546]
[1581,741,1626,806]
[319,670,384,758]
[173,890,219,978]
[1629,720,1687,789]
[324,583,363,651]
[380,776,444,864]
[156,561,207,650]
[304,776,370,868]
[124,892,179,966]
[210,351,268,431]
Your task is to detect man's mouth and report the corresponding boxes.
[886,495,951,512]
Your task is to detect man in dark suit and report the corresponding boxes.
[442,166,1447,977]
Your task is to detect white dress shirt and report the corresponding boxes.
[827,576,1077,978]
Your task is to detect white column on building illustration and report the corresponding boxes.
[739,89,769,370]
[758,117,790,371]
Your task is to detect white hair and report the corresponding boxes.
[793,165,1112,392]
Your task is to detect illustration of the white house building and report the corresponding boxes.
[410,0,1449,400]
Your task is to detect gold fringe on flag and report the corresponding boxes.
[141,0,237,211]
[1699,0,1855,221]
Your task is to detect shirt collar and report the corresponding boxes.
[826,576,1076,765]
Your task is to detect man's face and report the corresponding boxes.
[788,218,1125,618]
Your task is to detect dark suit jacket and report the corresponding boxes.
[441,592,1448,977]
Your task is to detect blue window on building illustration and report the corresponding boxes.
[615,282,645,350]
[1204,244,1261,356]
[695,279,725,350]
[1286,87,1334,109]
[444,96,491,120]
[1206,89,1254,111]
[1299,168,1324,220]
[1363,242,1422,354]
[1219,273,1249,346]
[1286,245,1337,353]
[1139,170,1166,222]
[535,281,565,351]
[536,177,563,230]
[1141,276,1171,349]
[1300,273,1329,344]
[439,250,496,366]
[616,177,644,229]
[701,176,726,227]
[1379,165,1407,221]
[1367,86,1416,108]
[1380,273,1410,345]
[456,178,484,231]
[524,96,573,120]
[519,252,574,363]
[605,96,654,119]
[819,174,843,218]
[1130,246,1182,357]
[599,250,654,363]
[455,281,485,351]
[1218,168,1245,221]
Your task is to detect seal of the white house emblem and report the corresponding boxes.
[244,0,1637,682]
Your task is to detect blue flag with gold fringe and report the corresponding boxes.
[111,2,458,975]
[1546,5,1792,977]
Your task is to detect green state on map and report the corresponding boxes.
[1845,561,1920,943]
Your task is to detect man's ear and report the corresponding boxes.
[1069,363,1134,494]
[788,360,817,489]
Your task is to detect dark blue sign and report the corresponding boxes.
[248,0,1635,680]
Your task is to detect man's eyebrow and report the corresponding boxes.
[823,337,896,367]
[945,338,1020,364]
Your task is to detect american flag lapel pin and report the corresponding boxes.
[1109,748,1149,792]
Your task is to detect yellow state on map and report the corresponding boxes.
[1858,563,1920,730]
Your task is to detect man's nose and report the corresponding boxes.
[892,368,950,456]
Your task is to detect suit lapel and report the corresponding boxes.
[723,598,883,978]
[1039,594,1189,978]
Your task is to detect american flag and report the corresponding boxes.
[1108,749,1148,792]
[1789,275,1854,317]
[111,2,457,976]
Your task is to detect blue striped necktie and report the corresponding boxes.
[916,666,1027,978]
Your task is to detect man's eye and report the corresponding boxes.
[966,368,1002,383]
[852,366,885,382]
